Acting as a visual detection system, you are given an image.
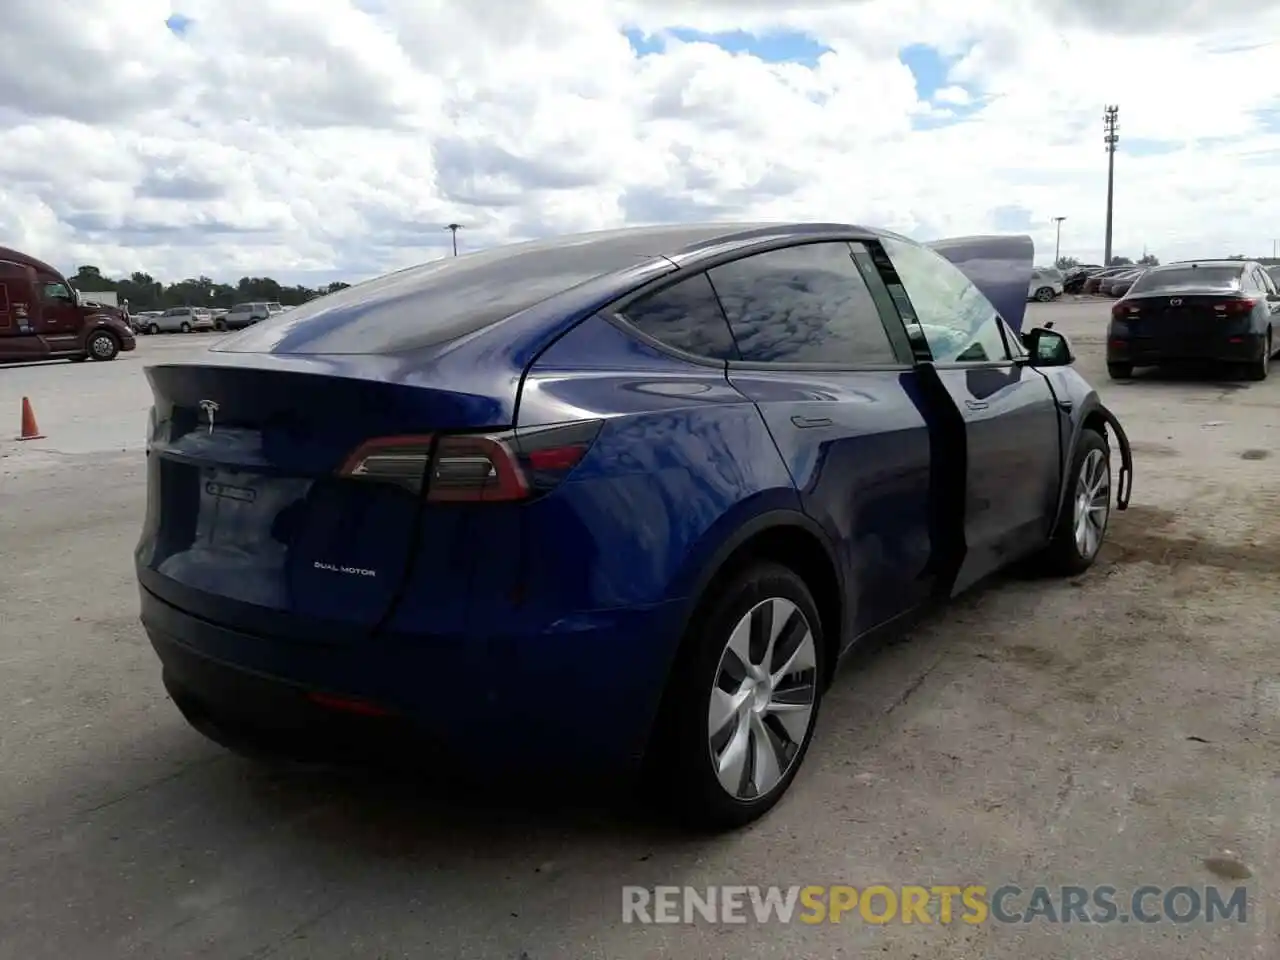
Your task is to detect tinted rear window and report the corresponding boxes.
[1129,265,1242,294]
[214,226,737,356]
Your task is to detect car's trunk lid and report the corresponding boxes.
[1115,291,1254,339]
[136,356,505,644]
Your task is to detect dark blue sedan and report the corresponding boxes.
[135,223,1133,829]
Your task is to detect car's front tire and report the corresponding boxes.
[646,561,826,830]
[1035,286,1056,302]
[1038,429,1112,576]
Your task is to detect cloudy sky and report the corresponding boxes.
[2,0,1279,286]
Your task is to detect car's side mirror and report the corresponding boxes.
[1022,327,1074,366]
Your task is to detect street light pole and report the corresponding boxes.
[445,223,463,257]
[1052,216,1066,266]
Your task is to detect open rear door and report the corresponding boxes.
[926,234,1034,333]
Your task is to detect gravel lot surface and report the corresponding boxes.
[1,306,1276,959]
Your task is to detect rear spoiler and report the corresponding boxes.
[925,234,1035,334]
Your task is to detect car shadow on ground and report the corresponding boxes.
[1115,363,1252,390]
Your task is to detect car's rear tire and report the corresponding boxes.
[1107,362,1133,379]
[1035,286,1055,302]
[215,320,226,332]
[1244,330,1270,381]
[180,322,191,333]
[1037,429,1112,577]
[86,329,119,361]
[645,561,826,831]
[148,323,160,335]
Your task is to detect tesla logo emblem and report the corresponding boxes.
[198,399,219,435]
[1169,298,1182,306]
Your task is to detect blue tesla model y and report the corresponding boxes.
[136,222,1133,828]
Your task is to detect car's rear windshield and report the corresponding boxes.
[213,227,735,356]
[1128,265,1243,294]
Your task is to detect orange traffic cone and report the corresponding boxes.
[16,396,45,441]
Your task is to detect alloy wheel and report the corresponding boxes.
[1073,448,1111,560]
[707,597,818,801]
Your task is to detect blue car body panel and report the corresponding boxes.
[136,221,1129,778]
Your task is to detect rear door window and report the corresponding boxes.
[617,274,738,361]
[708,242,899,365]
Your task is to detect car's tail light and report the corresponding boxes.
[1111,302,1139,319]
[1212,299,1256,316]
[337,419,602,502]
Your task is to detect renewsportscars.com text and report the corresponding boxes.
[622,884,1248,925]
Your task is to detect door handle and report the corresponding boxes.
[964,399,989,411]
[790,415,833,428]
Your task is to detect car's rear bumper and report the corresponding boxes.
[1107,332,1265,365]
[139,584,684,780]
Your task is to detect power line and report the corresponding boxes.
[1103,105,1119,266]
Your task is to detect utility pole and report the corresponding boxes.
[1052,216,1066,266]
[445,223,463,257]
[1103,105,1119,266]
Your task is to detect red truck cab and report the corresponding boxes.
[0,246,136,363]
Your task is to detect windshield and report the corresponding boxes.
[1128,265,1242,295]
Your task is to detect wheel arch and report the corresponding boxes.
[1053,392,1132,527]
[674,506,847,688]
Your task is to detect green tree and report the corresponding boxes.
[1108,255,1133,266]
[1056,256,1080,270]
[1138,253,1159,266]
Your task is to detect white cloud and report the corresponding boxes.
[1,0,1279,285]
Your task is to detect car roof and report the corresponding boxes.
[215,221,918,358]
[1163,259,1249,269]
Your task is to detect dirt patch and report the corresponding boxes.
[1104,504,1280,573]
[1129,441,1180,458]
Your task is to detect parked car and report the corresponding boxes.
[1101,268,1147,298]
[1028,266,1064,302]
[0,245,136,363]
[136,223,1134,829]
[1061,264,1104,295]
[1266,265,1280,288]
[144,306,216,334]
[1108,259,1280,380]
[217,301,275,331]
[1082,266,1133,295]
[132,310,162,333]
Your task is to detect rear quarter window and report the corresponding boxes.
[617,274,739,360]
